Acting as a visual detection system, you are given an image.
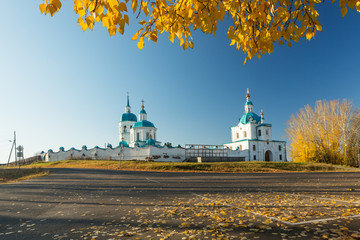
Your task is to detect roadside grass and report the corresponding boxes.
[0,168,49,184]
[23,160,355,173]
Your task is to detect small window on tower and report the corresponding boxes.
[244,131,247,138]
[267,140,269,144]
[236,133,239,139]
[280,154,283,160]
[239,145,242,150]
[253,145,256,151]
[136,133,140,141]
[124,126,127,132]
[146,132,149,140]
[279,145,282,151]
[258,130,261,136]
[253,155,256,160]
[266,130,269,135]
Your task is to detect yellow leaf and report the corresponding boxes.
[108,25,117,36]
[132,28,143,40]
[305,29,313,40]
[86,16,95,30]
[118,26,124,34]
[95,5,104,15]
[150,32,158,43]
[124,14,129,25]
[347,0,356,9]
[189,41,194,49]
[169,33,175,43]
[257,53,261,59]
[39,3,47,14]
[119,2,127,11]
[315,24,322,31]
[46,4,57,16]
[50,0,62,10]
[341,6,348,17]
[356,1,360,12]
[132,0,138,13]
[188,8,194,18]
[244,56,249,65]
[78,18,88,31]
[339,0,347,7]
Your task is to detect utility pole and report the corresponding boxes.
[14,131,17,167]
[7,131,16,166]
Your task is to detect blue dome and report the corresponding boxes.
[146,138,156,146]
[121,113,137,122]
[245,101,253,105]
[119,141,128,147]
[133,120,155,128]
[240,112,261,124]
[140,109,147,114]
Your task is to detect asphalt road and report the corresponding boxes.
[0,168,360,239]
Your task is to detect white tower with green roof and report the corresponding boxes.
[224,89,286,162]
[119,94,137,145]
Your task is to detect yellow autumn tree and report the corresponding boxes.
[286,100,360,166]
[39,0,360,63]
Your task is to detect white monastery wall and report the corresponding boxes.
[45,145,186,162]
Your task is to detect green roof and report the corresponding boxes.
[146,138,156,146]
[245,101,253,105]
[133,120,155,128]
[121,113,137,122]
[239,112,261,124]
[119,141,129,147]
[140,109,147,114]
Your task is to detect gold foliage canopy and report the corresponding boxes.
[39,0,360,62]
[286,100,360,167]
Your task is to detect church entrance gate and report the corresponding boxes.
[265,150,272,162]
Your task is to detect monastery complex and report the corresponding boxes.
[44,89,287,162]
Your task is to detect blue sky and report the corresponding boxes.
[0,1,359,163]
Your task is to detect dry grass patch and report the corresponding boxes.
[0,168,49,184]
[24,160,352,173]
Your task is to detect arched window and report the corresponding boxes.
[153,133,156,140]
[239,145,242,150]
[258,130,261,136]
[280,154,283,160]
[253,155,256,160]
[266,130,269,135]
[146,132,149,140]
[253,145,256,151]
[279,145,282,151]
[244,131,247,138]
[236,133,239,139]
[123,126,127,132]
[136,133,140,141]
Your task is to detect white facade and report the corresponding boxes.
[224,89,287,162]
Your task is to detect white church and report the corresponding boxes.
[44,89,286,162]
[118,97,161,148]
[223,89,286,162]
